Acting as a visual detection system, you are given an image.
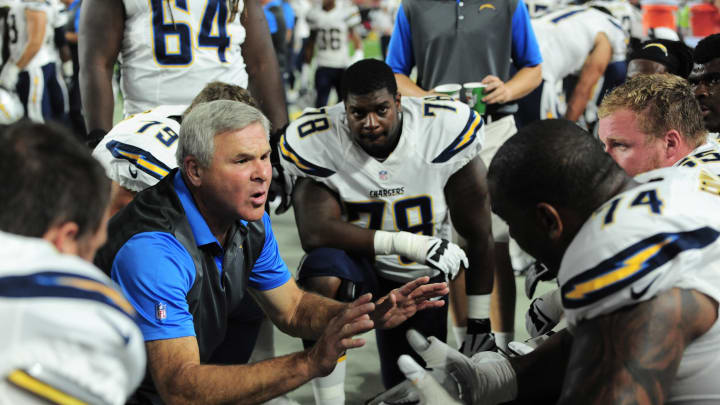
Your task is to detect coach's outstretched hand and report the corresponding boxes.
[371,276,449,329]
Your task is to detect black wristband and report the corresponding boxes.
[467,318,491,334]
[86,128,108,149]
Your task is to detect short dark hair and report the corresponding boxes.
[694,33,720,64]
[488,119,626,219]
[629,39,694,78]
[0,121,111,238]
[341,59,398,100]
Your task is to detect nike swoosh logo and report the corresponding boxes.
[128,165,138,178]
[630,276,660,300]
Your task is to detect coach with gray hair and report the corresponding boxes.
[95,100,448,404]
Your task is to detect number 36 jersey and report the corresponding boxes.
[559,167,720,402]
[120,0,247,115]
[280,96,484,282]
[92,105,184,192]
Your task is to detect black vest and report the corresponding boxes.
[95,169,266,404]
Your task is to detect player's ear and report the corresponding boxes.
[182,156,203,187]
[663,129,683,160]
[535,202,563,241]
[43,221,80,256]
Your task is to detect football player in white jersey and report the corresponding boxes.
[280,59,495,405]
[387,119,720,404]
[78,0,288,154]
[305,0,362,107]
[0,121,145,405]
[0,0,68,122]
[524,74,718,338]
[517,5,627,125]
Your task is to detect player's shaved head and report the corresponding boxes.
[488,119,627,220]
[0,121,110,239]
[341,59,397,100]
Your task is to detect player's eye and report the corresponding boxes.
[377,106,389,114]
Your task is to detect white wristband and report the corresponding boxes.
[468,294,491,320]
[373,230,427,263]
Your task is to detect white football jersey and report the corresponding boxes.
[93,105,184,192]
[120,0,248,115]
[306,2,360,68]
[532,6,627,81]
[559,167,720,402]
[280,96,484,282]
[672,139,720,175]
[590,0,643,41]
[525,0,571,17]
[6,0,57,70]
[0,232,145,405]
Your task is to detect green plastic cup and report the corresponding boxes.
[464,82,487,115]
[433,83,462,100]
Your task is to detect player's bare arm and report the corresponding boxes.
[558,288,718,405]
[444,156,494,296]
[565,32,611,122]
[293,177,376,256]
[242,0,288,132]
[15,9,46,70]
[79,0,125,133]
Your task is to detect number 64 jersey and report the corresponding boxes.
[92,105,184,192]
[280,96,484,283]
[559,167,720,402]
[120,0,248,115]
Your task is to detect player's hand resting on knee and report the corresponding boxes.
[374,231,468,280]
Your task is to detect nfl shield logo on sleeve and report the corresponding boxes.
[155,302,167,322]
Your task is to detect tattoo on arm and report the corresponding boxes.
[558,288,717,405]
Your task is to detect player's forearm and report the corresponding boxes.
[463,233,495,296]
[79,63,115,132]
[394,73,433,97]
[157,351,319,404]
[565,72,598,122]
[510,329,572,403]
[505,64,542,102]
[16,12,45,69]
[243,0,288,132]
[296,216,375,257]
[15,41,42,70]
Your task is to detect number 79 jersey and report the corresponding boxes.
[280,96,485,282]
[120,0,247,115]
[92,105,184,192]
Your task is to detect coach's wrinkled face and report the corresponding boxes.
[199,122,271,222]
[345,88,402,159]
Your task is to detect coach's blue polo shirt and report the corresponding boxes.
[111,171,291,341]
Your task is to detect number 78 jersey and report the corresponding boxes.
[120,0,248,115]
[280,96,485,282]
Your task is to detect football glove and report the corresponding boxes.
[525,288,563,338]
[459,318,496,357]
[268,125,293,215]
[524,261,552,298]
[373,231,468,280]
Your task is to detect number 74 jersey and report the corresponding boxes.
[120,0,248,115]
[280,96,485,282]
